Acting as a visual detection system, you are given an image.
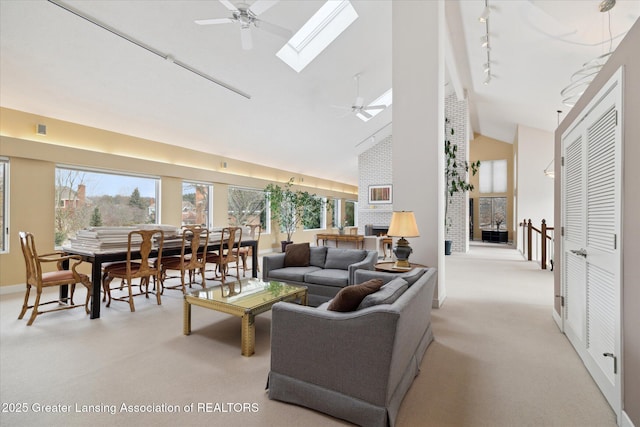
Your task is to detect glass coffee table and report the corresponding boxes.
[183,278,308,356]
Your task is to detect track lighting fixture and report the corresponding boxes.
[478,6,490,22]
[479,0,492,86]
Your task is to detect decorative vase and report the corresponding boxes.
[339,229,345,235]
[281,241,293,252]
[445,240,453,255]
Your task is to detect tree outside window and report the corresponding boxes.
[54,168,158,246]
[227,186,267,231]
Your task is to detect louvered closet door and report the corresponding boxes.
[562,127,586,346]
[561,68,622,420]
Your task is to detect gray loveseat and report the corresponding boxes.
[267,267,437,427]
[262,245,378,307]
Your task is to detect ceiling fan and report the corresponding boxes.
[334,74,387,120]
[195,0,292,50]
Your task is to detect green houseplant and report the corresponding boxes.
[445,117,480,255]
[265,178,325,251]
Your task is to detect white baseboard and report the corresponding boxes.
[0,283,25,296]
[622,410,636,427]
[552,309,563,331]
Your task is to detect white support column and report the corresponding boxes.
[392,0,445,307]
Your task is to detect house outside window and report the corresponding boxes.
[182,181,212,227]
[54,167,159,246]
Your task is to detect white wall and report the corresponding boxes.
[393,0,445,307]
[516,124,554,252]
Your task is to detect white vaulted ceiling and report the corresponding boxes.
[1,1,638,186]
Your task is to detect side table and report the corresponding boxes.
[374,261,427,273]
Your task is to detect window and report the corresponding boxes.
[480,159,507,193]
[303,196,326,230]
[332,198,341,227]
[0,158,8,252]
[479,197,507,231]
[357,89,392,122]
[54,167,159,246]
[182,181,212,227]
[345,200,357,227]
[276,0,358,72]
[227,186,267,232]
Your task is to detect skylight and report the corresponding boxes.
[356,89,393,122]
[276,1,358,73]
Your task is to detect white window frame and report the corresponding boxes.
[0,157,9,253]
[54,165,160,247]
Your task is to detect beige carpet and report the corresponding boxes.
[0,245,616,427]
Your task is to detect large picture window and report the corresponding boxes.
[54,167,159,246]
[0,158,8,252]
[480,159,507,193]
[303,196,326,230]
[182,181,212,227]
[479,197,507,231]
[345,200,357,227]
[227,186,267,232]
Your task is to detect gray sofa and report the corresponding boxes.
[262,246,378,307]
[268,267,437,427]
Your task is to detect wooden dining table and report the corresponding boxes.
[62,239,258,319]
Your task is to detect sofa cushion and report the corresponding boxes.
[399,268,427,286]
[304,269,349,288]
[327,279,383,312]
[268,266,321,283]
[358,277,409,309]
[324,249,367,270]
[284,243,310,267]
[309,246,328,268]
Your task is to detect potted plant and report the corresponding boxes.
[445,117,480,255]
[265,178,325,251]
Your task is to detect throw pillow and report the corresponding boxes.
[358,277,408,309]
[284,242,310,267]
[327,279,384,312]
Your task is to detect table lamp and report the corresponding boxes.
[387,211,420,269]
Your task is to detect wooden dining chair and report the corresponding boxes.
[102,229,164,312]
[158,225,209,294]
[206,226,242,284]
[18,231,92,325]
[233,224,261,277]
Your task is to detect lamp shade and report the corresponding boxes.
[387,211,420,238]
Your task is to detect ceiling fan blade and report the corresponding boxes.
[363,104,386,111]
[249,0,278,16]
[240,26,253,50]
[219,0,239,13]
[254,19,292,39]
[195,18,234,25]
[359,110,373,119]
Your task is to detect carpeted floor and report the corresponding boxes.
[0,244,616,426]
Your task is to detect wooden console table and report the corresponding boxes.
[316,233,365,249]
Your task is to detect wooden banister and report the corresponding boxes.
[520,218,554,270]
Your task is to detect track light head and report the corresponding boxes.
[478,6,490,22]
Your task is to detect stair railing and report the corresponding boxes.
[519,219,554,270]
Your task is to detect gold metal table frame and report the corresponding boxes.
[183,278,307,356]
